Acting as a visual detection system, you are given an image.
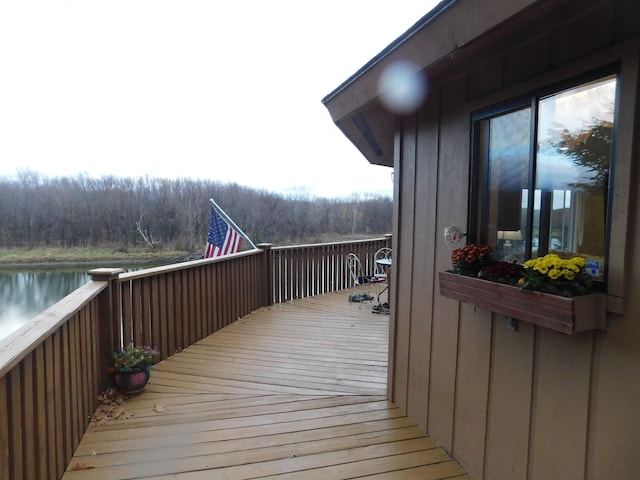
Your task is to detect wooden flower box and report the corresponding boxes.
[438,271,606,335]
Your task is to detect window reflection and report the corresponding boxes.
[534,76,615,278]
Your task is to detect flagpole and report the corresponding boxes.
[209,198,257,249]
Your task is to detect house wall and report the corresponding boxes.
[389,2,640,479]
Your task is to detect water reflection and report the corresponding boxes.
[0,269,89,340]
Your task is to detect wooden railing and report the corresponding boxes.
[0,236,390,479]
[116,249,268,360]
[267,237,389,303]
[0,280,115,480]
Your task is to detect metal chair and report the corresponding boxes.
[346,253,374,303]
[373,247,392,281]
[372,247,392,310]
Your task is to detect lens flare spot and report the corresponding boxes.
[378,60,427,114]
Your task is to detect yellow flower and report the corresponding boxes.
[548,268,561,280]
[535,264,549,274]
[571,257,586,267]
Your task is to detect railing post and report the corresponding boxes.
[384,233,393,249]
[257,243,274,307]
[88,268,124,391]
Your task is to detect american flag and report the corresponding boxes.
[204,208,242,258]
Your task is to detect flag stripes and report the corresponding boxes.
[205,208,243,258]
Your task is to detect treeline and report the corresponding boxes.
[0,171,392,252]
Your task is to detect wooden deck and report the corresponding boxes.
[62,290,470,479]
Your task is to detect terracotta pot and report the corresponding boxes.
[438,271,606,335]
[114,367,151,394]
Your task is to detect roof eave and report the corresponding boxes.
[322,0,543,166]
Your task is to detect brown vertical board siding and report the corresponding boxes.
[242,258,250,314]
[220,262,230,329]
[53,330,64,475]
[201,265,209,337]
[190,266,199,339]
[158,274,169,360]
[397,114,418,416]
[180,270,190,348]
[428,78,469,453]
[232,259,239,321]
[484,321,534,480]
[0,376,9,480]
[22,356,35,479]
[70,317,81,449]
[165,273,176,354]
[193,267,202,341]
[34,347,48,479]
[406,93,440,433]
[528,329,593,480]
[8,368,23,479]
[391,111,417,412]
[452,305,492,479]
[132,279,144,344]
[196,266,204,337]
[61,324,73,460]
[202,265,212,336]
[212,263,221,333]
[150,275,162,355]
[76,311,87,444]
[121,281,132,347]
[392,116,418,415]
[235,259,242,318]
[44,337,57,478]
[589,313,640,478]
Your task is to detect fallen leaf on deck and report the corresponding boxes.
[69,462,95,471]
[153,403,166,414]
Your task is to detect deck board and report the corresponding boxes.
[62,290,470,479]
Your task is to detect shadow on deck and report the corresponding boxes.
[63,290,470,479]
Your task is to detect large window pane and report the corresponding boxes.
[486,108,530,261]
[534,76,615,278]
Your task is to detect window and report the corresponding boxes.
[471,73,618,285]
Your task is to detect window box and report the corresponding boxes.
[438,271,606,335]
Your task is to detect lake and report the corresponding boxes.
[0,269,90,340]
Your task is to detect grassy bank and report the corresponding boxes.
[0,246,192,266]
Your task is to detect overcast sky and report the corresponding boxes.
[0,1,438,198]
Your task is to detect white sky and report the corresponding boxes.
[0,1,439,198]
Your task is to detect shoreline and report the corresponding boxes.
[0,258,186,270]
[0,248,196,269]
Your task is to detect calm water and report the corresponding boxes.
[0,269,90,340]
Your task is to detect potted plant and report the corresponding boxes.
[112,342,160,394]
[439,245,605,334]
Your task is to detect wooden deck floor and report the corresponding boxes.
[62,290,470,479]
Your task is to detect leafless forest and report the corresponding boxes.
[0,171,392,252]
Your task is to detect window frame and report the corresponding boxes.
[468,66,620,289]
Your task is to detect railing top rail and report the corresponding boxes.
[118,248,263,281]
[0,280,106,378]
[271,237,388,251]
